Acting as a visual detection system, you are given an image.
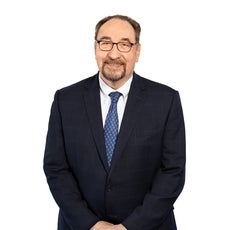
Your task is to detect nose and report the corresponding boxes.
[107,44,121,58]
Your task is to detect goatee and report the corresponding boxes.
[101,59,126,82]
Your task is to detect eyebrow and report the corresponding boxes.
[97,36,111,40]
[97,36,132,42]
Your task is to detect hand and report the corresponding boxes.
[90,222,127,230]
[112,224,127,230]
[90,221,114,230]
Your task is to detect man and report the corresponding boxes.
[44,14,186,230]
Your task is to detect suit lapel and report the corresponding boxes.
[83,74,110,172]
[109,74,146,174]
[83,73,147,174]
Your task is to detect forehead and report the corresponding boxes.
[97,18,136,41]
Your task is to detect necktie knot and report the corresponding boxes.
[109,92,121,104]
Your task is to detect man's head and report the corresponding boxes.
[94,15,141,89]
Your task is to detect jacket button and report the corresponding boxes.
[106,185,111,192]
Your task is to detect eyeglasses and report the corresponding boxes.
[96,40,136,53]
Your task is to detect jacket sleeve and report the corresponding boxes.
[43,91,99,230]
[122,91,186,230]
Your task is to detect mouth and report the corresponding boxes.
[105,61,123,69]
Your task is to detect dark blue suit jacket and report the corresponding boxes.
[44,72,186,230]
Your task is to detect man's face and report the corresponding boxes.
[95,18,140,86]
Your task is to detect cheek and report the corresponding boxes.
[126,56,138,69]
[95,53,104,69]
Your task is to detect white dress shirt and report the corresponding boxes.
[99,75,133,130]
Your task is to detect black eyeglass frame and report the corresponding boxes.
[96,40,137,53]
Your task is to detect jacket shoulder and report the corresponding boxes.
[134,73,178,94]
[58,75,97,93]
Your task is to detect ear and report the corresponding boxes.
[135,44,141,62]
[94,41,98,57]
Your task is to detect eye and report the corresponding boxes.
[119,42,131,47]
[101,41,112,45]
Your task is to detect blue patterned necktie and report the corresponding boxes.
[104,92,121,166]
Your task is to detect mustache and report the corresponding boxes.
[104,59,124,65]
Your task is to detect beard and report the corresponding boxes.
[101,58,126,82]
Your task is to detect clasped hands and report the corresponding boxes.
[90,221,127,230]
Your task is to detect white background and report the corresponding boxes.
[0,0,230,229]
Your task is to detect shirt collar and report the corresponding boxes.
[99,74,133,98]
